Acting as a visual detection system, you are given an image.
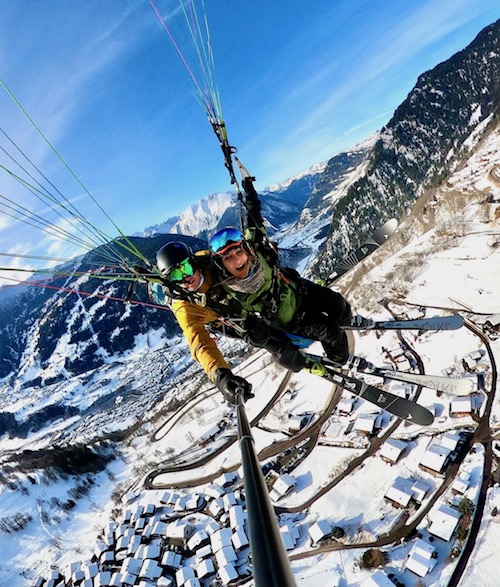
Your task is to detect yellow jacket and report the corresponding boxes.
[170,266,230,378]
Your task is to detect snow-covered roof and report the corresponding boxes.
[232,527,249,550]
[360,569,395,587]
[139,559,162,580]
[380,438,408,462]
[308,520,331,543]
[272,474,297,497]
[354,412,379,433]
[419,443,452,472]
[428,505,461,541]
[451,396,472,413]
[176,566,196,585]
[452,472,471,494]
[385,476,414,507]
[161,550,182,569]
[210,528,233,552]
[411,479,431,503]
[218,564,238,585]
[196,558,215,579]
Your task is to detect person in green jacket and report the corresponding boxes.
[209,177,353,366]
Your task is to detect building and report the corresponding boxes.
[428,505,461,541]
[406,539,437,577]
[360,569,395,587]
[270,474,297,501]
[380,438,408,464]
[353,412,382,435]
[308,520,332,544]
[385,476,414,507]
[419,443,453,475]
[450,396,472,416]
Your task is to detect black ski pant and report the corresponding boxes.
[288,278,352,363]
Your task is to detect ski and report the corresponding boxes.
[319,354,474,395]
[371,368,474,396]
[303,355,434,426]
[343,314,464,332]
[330,218,398,281]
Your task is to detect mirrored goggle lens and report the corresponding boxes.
[168,258,195,282]
[209,228,245,255]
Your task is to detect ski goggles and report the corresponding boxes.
[209,228,245,256]
[168,257,196,282]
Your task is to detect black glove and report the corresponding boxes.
[242,176,258,197]
[276,344,306,372]
[212,368,254,405]
[244,315,271,347]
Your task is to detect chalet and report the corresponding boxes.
[205,519,221,535]
[228,504,246,529]
[411,479,431,503]
[337,397,356,415]
[165,519,194,546]
[452,472,471,495]
[215,471,238,487]
[121,557,142,577]
[211,528,233,552]
[222,492,238,511]
[204,484,225,500]
[196,558,216,579]
[219,563,238,585]
[281,520,300,546]
[126,535,141,556]
[353,412,382,435]
[360,569,395,587]
[441,431,462,451]
[232,527,249,551]
[385,476,414,507]
[160,491,171,504]
[280,529,296,551]
[139,559,163,581]
[308,520,332,544]
[187,529,209,551]
[428,504,461,541]
[176,566,196,586]
[405,538,437,577]
[380,438,408,464]
[199,423,223,444]
[83,561,98,578]
[269,474,297,501]
[215,545,238,568]
[196,544,213,560]
[450,396,473,416]
[419,443,453,475]
[161,550,182,571]
[208,497,224,518]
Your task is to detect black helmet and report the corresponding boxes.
[156,241,195,278]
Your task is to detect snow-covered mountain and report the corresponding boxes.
[139,161,327,242]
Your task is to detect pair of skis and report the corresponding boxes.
[301,313,469,426]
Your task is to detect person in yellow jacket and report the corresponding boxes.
[151,240,254,404]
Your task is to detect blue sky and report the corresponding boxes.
[0,0,498,282]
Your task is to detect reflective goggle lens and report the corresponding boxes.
[209,228,245,255]
[168,257,195,282]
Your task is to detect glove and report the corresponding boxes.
[276,344,306,373]
[243,315,271,347]
[242,176,258,197]
[212,368,254,405]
